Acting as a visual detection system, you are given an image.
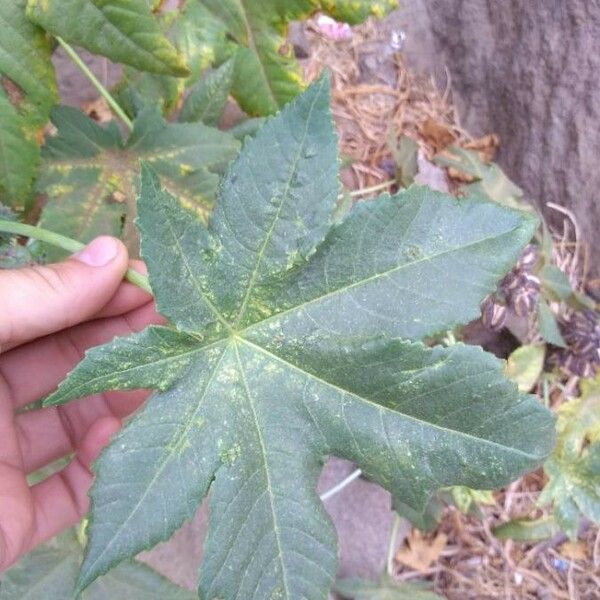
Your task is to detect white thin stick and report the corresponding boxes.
[319,468,362,501]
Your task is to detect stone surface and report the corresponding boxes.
[397,0,600,272]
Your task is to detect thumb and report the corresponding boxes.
[0,236,129,351]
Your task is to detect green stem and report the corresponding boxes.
[56,36,133,131]
[0,220,151,294]
[349,179,396,198]
[386,513,401,576]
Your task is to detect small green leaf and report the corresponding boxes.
[390,135,418,188]
[46,78,555,598]
[36,105,239,259]
[179,58,234,125]
[539,374,600,538]
[27,0,189,76]
[540,264,573,301]
[493,516,560,542]
[334,575,442,600]
[538,299,567,347]
[0,0,58,205]
[505,344,545,392]
[434,145,532,213]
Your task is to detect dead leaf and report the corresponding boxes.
[463,133,500,163]
[83,97,113,123]
[395,529,447,572]
[418,118,456,153]
[559,540,588,561]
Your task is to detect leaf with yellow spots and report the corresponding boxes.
[44,76,554,599]
[196,0,398,115]
[539,373,600,539]
[0,0,57,206]
[36,105,239,260]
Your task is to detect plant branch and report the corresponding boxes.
[319,468,362,502]
[348,179,396,198]
[386,513,402,576]
[0,220,151,294]
[56,37,133,131]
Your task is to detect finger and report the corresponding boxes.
[0,301,161,409]
[16,389,148,473]
[0,237,129,352]
[94,260,152,319]
[26,417,120,553]
[0,379,33,571]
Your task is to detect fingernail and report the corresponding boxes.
[73,237,120,267]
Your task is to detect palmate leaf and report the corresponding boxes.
[0,0,57,206]
[45,77,555,598]
[197,0,398,115]
[0,530,195,600]
[26,0,189,76]
[36,105,239,260]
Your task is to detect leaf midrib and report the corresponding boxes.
[238,221,528,332]
[234,343,292,599]
[79,344,230,588]
[231,76,324,327]
[238,337,542,461]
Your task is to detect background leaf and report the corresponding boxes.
[27,0,189,76]
[334,575,442,599]
[539,373,600,538]
[35,105,239,260]
[0,530,195,600]
[198,0,397,115]
[179,58,234,125]
[0,0,57,206]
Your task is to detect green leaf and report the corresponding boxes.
[390,134,418,188]
[179,58,234,125]
[434,145,533,213]
[198,0,396,115]
[538,299,567,348]
[0,0,57,205]
[334,575,442,600]
[505,344,545,392]
[540,264,573,301]
[35,105,239,260]
[45,78,555,598]
[26,0,189,76]
[539,373,600,538]
[0,531,195,600]
[493,516,560,542]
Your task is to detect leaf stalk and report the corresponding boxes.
[56,37,133,131]
[0,220,151,294]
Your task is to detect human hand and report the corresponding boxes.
[0,237,161,571]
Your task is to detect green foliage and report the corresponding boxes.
[493,516,560,542]
[539,373,600,539]
[179,58,235,125]
[35,105,239,260]
[43,79,554,597]
[26,0,189,76]
[434,145,532,212]
[0,530,195,600]
[197,0,396,115]
[505,344,546,392]
[0,0,57,206]
[334,575,442,600]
